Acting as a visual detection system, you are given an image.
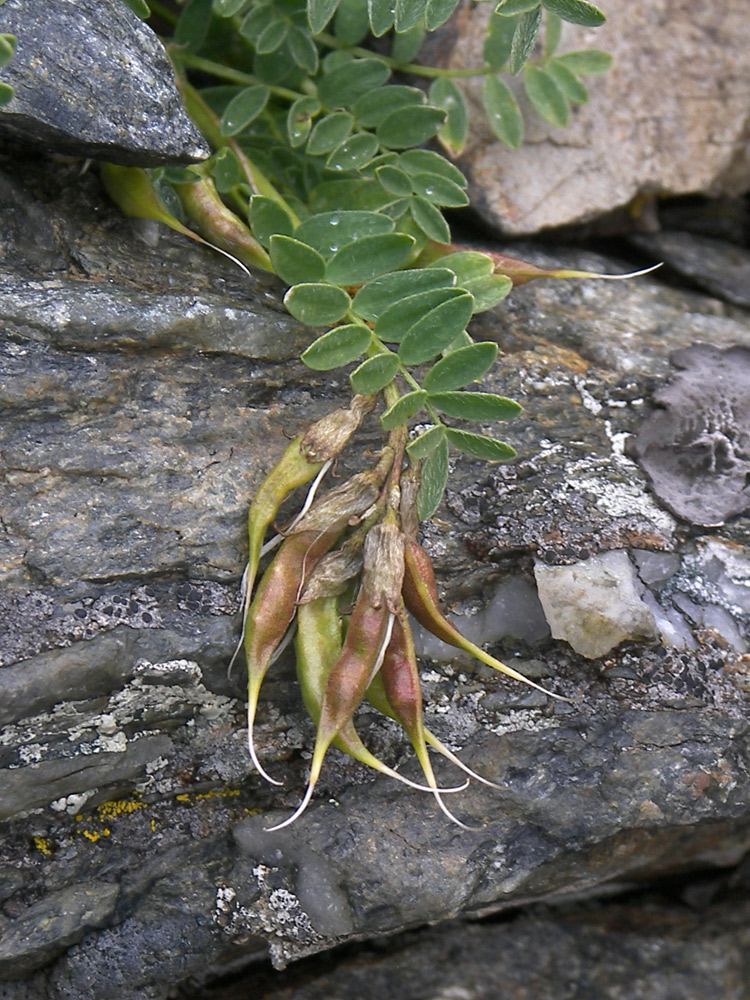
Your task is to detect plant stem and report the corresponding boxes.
[173,51,303,103]
[315,32,495,79]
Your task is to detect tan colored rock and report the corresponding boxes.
[444,0,750,234]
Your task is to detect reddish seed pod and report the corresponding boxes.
[245,526,340,784]
[402,538,568,702]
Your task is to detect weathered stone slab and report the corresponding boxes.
[1,154,749,998]
[437,0,750,234]
[0,0,209,165]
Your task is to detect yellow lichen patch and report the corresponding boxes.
[175,787,240,805]
[96,797,146,820]
[80,827,111,843]
[32,836,53,856]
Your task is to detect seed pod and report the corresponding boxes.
[297,538,364,604]
[402,538,569,702]
[377,609,475,828]
[367,671,501,790]
[172,172,272,273]
[289,459,389,537]
[245,527,339,785]
[295,598,454,793]
[231,396,376,671]
[267,595,393,829]
[300,394,375,465]
[101,162,262,278]
[362,521,405,614]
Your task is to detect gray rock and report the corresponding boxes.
[630,230,750,309]
[1,155,750,997]
[534,550,658,659]
[432,0,750,234]
[0,882,120,978]
[626,344,750,526]
[0,0,209,165]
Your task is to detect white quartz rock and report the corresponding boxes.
[534,550,657,659]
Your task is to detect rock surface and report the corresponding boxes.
[438,0,750,234]
[0,0,209,165]
[1,155,750,998]
[186,862,750,1000]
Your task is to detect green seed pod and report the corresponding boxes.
[232,395,376,671]
[172,172,272,273]
[295,598,450,793]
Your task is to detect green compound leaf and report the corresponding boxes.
[484,12,516,69]
[296,211,393,255]
[495,0,540,14]
[428,392,521,420]
[509,7,542,75]
[307,112,354,154]
[377,107,447,150]
[376,165,414,197]
[368,0,395,36]
[175,0,212,50]
[399,149,467,187]
[406,423,446,459]
[256,19,289,54]
[210,147,244,193]
[121,0,151,16]
[463,273,513,312]
[429,78,468,157]
[394,0,429,32]
[270,235,327,284]
[248,197,296,247]
[213,0,249,14]
[254,46,297,84]
[375,287,466,343]
[410,172,469,208]
[523,65,569,126]
[424,0,460,29]
[429,251,493,284]
[334,0,371,44]
[545,11,563,55]
[352,267,455,321]
[417,437,450,520]
[0,34,15,67]
[308,0,341,34]
[310,178,393,213]
[422,341,498,392]
[288,25,320,73]
[482,75,523,148]
[219,85,269,136]
[542,0,604,26]
[287,95,321,147]
[445,428,517,462]
[381,390,428,430]
[317,58,391,108]
[410,196,451,244]
[326,133,380,173]
[350,352,400,394]
[398,293,475,365]
[301,323,372,370]
[240,5,275,39]
[353,86,426,127]
[284,283,351,325]
[392,25,425,62]
[325,233,415,284]
[547,59,589,103]
[555,48,613,74]
[0,82,13,107]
